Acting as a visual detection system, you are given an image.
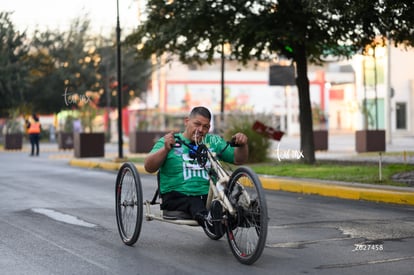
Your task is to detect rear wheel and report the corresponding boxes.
[115,162,143,246]
[225,166,268,265]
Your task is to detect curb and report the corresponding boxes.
[69,159,414,206]
[68,159,149,174]
[260,176,414,206]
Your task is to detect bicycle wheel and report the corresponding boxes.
[115,162,143,246]
[225,166,268,265]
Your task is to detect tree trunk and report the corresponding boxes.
[295,45,316,164]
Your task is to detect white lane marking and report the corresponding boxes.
[31,208,96,228]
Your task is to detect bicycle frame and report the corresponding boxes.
[116,135,268,265]
[205,149,236,216]
[144,139,247,225]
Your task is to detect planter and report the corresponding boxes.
[129,131,168,153]
[74,132,105,158]
[313,130,328,151]
[355,130,386,153]
[4,133,23,150]
[57,132,74,150]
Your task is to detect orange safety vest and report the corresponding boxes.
[28,121,41,134]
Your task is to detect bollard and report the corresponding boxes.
[378,152,382,182]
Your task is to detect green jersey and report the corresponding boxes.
[151,133,235,196]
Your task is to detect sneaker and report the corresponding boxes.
[204,212,224,236]
[204,212,214,227]
[209,200,224,234]
[194,212,208,227]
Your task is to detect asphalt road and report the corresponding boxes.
[1,150,413,275]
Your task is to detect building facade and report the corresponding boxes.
[138,46,413,138]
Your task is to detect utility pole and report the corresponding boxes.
[116,0,123,159]
[220,42,225,126]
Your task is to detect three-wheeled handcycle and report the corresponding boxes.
[115,135,268,265]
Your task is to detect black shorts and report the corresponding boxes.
[161,191,208,219]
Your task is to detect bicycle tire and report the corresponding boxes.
[115,162,143,246]
[225,166,268,265]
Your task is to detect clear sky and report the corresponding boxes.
[2,0,142,35]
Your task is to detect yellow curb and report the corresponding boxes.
[69,160,414,206]
[69,159,97,169]
[99,162,122,171]
[261,176,414,206]
[359,189,414,205]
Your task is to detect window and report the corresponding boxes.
[396,102,407,129]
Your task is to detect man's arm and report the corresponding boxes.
[144,132,175,173]
[232,132,249,165]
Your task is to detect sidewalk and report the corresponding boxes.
[67,133,414,206]
[272,132,414,164]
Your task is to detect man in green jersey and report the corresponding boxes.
[144,106,248,227]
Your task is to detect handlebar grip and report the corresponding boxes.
[171,142,181,148]
[171,134,182,148]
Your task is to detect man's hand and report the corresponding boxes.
[144,131,175,173]
[232,132,249,165]
[232,132,248,146]
[163,132,175,151]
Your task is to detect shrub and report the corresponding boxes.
[222,112,273,163]
[64,115,75,132]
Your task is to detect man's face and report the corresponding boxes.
[184,114,211,143]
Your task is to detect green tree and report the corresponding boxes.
[125,0,414,164]
[0,11,30,117]
[121,45,152,103]
[97,43,151,108]
[26,29,67,113]
[26,17,151,114]
[24,18,99,113]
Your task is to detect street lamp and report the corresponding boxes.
[116,0,123,159]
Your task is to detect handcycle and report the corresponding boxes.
[115,134,268,265]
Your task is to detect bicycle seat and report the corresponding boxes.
[162,210,193,220]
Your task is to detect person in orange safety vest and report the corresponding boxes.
[26,113,41,156]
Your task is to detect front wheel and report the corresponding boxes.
[115,162,143,246]
[225,166,268,265]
